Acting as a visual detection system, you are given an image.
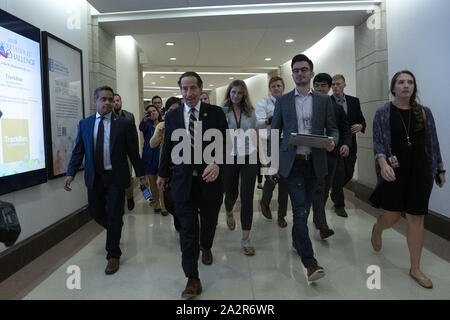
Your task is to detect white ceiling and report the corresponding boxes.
[86,0,379,99]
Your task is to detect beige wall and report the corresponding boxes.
[354,1,388,188]
[0,0,91,253]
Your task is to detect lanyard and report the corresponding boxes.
[232,109,242,129]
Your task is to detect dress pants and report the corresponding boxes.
[331,153,356,209]
[312,152,338,229]
[174,176,223,279]
[88,171,126,260]
[261,176,288,219]
[224,162,258,231]
[125,157,134,200]
[285,159,317,267]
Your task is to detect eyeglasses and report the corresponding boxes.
[292,67,310,74]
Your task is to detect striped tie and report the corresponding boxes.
[189,108,196,162]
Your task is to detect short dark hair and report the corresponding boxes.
[114,93,121,99]
[178,71,203,88]
[94,86,114,100]
[165,96,182,109]
[151,95,162,102]
[313,73,332,87]
[269,76,285,89]
[291,54,313,71]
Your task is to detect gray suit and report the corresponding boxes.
[270,89,338,267]
[272,90,339,178]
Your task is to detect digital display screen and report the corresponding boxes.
[0,9,47,195]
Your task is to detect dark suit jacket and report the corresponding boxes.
[116,109,135,124]
[67,112,144,190]
[331,94,366,155]
[332,101,352,150]
[271,90,339,179]
[158,103,228,203]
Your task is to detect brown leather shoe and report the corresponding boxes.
[306,261,325,282]
[105,258,120,275]
[200,247,213,265]
[181,277,202,298]
[334,207,348,217]
[277,217,287,228]
[260,201,272,220]
[320,227,335,240]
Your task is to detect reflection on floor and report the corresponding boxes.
[1,189,449,300]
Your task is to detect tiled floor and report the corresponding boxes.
[1,188,449,300]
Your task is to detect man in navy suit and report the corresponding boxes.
[330,74,366,217]
[64,86,147,275]
[271,54,339,282]
[157,72,228,298]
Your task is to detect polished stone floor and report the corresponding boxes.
[1,188,449,300]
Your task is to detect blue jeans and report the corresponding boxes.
[286,159,317,267]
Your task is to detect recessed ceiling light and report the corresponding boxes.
[160,76,165,79]
[229,77,234,80]
[285,39,294,43]
[151,82,156,85]
[209,84,214,87]
[170,57,177,61]
[166,42,175,46]
[265,58,272,61]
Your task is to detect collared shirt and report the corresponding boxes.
[255,95,276,129]
[93,112,112,170]
[333,94,348,114]
[184,101,201,131]
[295,88,313,155]
[184,101,201,176]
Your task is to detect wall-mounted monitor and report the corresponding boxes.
[0,9,47,195]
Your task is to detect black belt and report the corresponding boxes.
[295,154,312,161]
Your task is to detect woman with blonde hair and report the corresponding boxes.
[222,80,259,255]
[370,70,445,289]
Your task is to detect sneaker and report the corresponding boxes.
[226,211,236,230]
[241,238,255,256]
[306,261,325,282]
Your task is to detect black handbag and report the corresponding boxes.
[0,200,21,247]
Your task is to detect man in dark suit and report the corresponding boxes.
[271,54,339,282]
[330,74,366,217]
[312,73,352,240]
[113,93,137,211]
[64,86,147,275]
[157,72,228,298]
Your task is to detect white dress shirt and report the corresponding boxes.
[295,88,313,155]
[184,101,201,131]
[93,111,112,170]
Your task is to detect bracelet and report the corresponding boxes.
[437,169,446,174]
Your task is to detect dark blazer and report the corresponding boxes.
[332,101,352,150]
[271,90,339,179]
[67,112,144,190]
[158,102,228,203]
[118,109,135,124]
[331,94,366,155]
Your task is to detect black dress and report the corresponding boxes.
[370,103,432,215]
